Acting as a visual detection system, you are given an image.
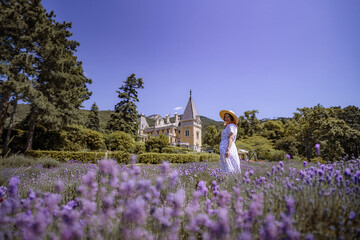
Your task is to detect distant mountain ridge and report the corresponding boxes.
[7,104,224,131]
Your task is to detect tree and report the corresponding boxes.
[23,5,91,151]
[108,131,135,152]
[107,73,144,137]
[0,0,92,152]
[260,120,285,141]
[87,102,100,131]
[203,125,221,150]
[237,110,261,138]
[0,0,41,150]
[145,135,169,153]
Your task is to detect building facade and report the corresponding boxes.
[138,92,202,152]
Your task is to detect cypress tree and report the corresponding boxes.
[87,102,101,131]
[107,73,144,137]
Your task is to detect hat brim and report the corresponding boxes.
[219,110,238,125]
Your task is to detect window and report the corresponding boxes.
[156,130,159,134]
[185,130,190,137]
[196,131,199,140]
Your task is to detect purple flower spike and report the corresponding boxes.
[286,154,291,161]
[279,161,284,167]
[344,168,351,177]
[161,161,171,174]
[197,181,208,195]
[349,211,355,220]
[303,161,307,168]
[315,143,320,155]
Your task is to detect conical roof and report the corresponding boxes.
[181,92,199,121]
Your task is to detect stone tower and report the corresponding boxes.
[180,90,202,152]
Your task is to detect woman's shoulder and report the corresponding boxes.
[229,123,238,127]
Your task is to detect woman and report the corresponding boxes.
[219,110,241,173]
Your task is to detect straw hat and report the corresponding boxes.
[219,110,238,125]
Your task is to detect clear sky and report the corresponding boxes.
[42,0,360,121]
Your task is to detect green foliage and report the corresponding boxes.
[108,131,135,152]
[107,74,144,137]
[0,0,92,151]
[203,125,221,150]
[268,150,287,162]
[137,153,219,164]
[134,141,146,154]
[86,102,101,131]
[0,154,35,167]
[26,150,106,163]
[275,136,300,157]
[37,157,61,168]
[107,151,131,164]
[260,120,285,140]
[61,124,105,151]
[162,146,192,154]
[236,135,274,160]
[237,110,261,138]
[145,134,170,153]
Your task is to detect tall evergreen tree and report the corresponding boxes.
[24,9,92,151]
[1,0,91,151]
[107,73,144,137]
[87,102,100,131]
[0,0,45,151]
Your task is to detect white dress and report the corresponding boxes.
[219,123,241,173]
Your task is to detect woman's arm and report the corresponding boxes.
[225,132,234,158]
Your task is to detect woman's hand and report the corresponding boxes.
[225,149,229,158]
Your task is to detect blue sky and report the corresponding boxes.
[42,0,360,121]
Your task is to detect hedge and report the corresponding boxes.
[137,153,219,164]
[26,150,130,164]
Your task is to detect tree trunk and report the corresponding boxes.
[0,92,11,137]
[2,97,18,156]
[25,106,38,152]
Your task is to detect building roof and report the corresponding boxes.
[181,92,200,121]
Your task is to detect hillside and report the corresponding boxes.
[6,104,223,132]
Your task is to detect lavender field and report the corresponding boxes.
[0,157,359,240]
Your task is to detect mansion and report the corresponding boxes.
[138,92,202,152]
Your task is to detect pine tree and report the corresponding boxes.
[107,73,144,137]
[1,0,92,152]
[87,102,101,131]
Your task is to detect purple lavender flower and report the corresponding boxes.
[285,195,295,216]
[260,214,278,240]
[349,211,355,220]
[279,161,284,167]
[344,168,351,177]
[8,177,20,199]
[286,154,291,161]
[303,161,308,168]
[315,143,320,155]
[123,197,147,225]
[197,181,208,195]
[160,161,171,174]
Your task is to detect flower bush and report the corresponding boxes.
[0,157,359,239]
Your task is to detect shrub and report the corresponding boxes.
[0,154,35,167]
[137,153,219,164]
[268,150,287,161]
[26,150,106,163]
[108,131,135,152]
[83,128,106,151]
[37,157,61,168]
[134,141,146,154]
[145,135,169,153]
[26,150,131,164]
[162,146,192,154]
[61,124,106,151]
[108,151,131,164]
